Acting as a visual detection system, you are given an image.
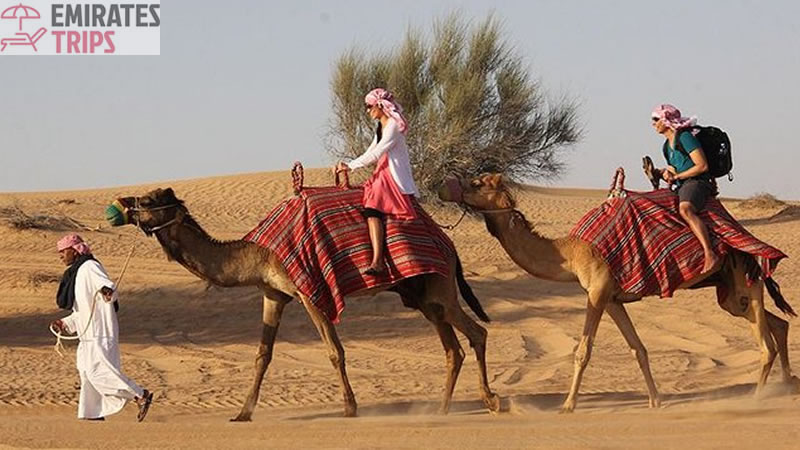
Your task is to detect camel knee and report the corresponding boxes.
[329,351,344,368]
[574,344,592,369]
[467,323,487,348]
[255,345,273,367]
[452,317,486,349]
[769,315,789,336]
[763,344,777,365]
[447,347,465,367]
[630,346,648,362]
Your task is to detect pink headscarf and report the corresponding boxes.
[365,88,408,133]
[651,104,697,130]
[57,233,91,255]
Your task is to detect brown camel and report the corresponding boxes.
[438,174,798,412]
[112,188,500,421]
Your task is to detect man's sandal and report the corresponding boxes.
[137,390,154,422]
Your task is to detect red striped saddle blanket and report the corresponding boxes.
[244,187,455,322]
[570,188,786,298]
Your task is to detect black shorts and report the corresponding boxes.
[362,208,385,219]
[677,178,717,211]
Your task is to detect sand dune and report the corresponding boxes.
[1,169,799,449]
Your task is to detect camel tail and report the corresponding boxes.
[456,257,490,323]
[765,277,797,317]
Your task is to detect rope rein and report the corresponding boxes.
[50,244,137,357]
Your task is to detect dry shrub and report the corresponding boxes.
[738,193,786,210]
[0,205,88,231]
[327,12,581,199]
[29,271,61,287]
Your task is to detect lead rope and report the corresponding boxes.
[434,208,468,230]
[50,244,137,357]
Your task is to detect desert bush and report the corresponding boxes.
[29,271,61,287]
[0,205,87,231]
[327,12,581,198]
[739,193,786,210]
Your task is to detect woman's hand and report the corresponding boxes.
[335,161,350,173]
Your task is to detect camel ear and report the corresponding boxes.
[487,174,503,188]
[163,188,176,201]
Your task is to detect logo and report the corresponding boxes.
[0,1,160,55]
[0,4,47,51]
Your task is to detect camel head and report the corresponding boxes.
[107,188,187,236]
[438,174,515,212]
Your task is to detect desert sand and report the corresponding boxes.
[1,168,799,449]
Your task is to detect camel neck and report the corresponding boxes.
[482,210,577,282]
[154,218,265,288]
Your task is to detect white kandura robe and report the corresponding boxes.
[61,260,143,419]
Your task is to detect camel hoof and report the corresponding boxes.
[230,414,252,422]
[649,396,662,409]
[485,393,501,414]
[752,386,767,399]
[437,406,449,416]
[343,405,358,418]
[559,401,576,414]
[783,376,800,394]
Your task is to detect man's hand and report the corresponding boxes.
[50,319,65,333]
[662,166,677,184]
[100,286,115,302]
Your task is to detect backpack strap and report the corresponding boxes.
[672,128,693,158]
[663,129,692,165]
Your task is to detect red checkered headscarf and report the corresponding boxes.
[651,104,697,130]
[365,88,408,133]
[57,233,91,255]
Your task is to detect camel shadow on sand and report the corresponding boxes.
[0,272,585,349]
[284,381,796,420]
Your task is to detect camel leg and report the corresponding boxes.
[232,295,289,422]
[745,291,777,396]
[300,296,358,417]
[765,311,796,385]
[418,302,465,414]
[605,302,661,408]
[562,293,608,413]
[431,277,500,414]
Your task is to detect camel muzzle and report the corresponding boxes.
[105,200,129,227]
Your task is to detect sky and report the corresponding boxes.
[1,0,798,199]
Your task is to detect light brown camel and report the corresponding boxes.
[438,174,798,413]
[112,188,500,421]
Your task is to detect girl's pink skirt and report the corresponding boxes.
[362,154,416,220]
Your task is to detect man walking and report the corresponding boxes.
[50,233,153,421]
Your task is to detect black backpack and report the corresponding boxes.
[662,126,733,180]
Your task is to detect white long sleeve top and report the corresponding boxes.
[346,118,419,196]
[61,260,119,341]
